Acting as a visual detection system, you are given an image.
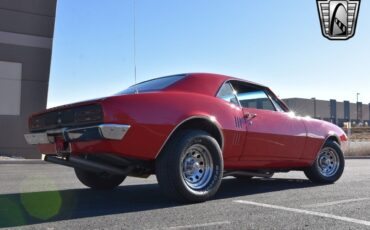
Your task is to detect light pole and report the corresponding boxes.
[312,97,316,118]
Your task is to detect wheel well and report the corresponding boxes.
[164,118,223,150]
[327,135,340,145]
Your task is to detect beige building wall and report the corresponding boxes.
[283,98,314,117]
[284,98,370,126]
[315,100,330,119]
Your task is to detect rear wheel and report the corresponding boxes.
[156,130,223,203]
[75,168,126,189]
[304,140,344,184]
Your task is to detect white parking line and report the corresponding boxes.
[302,198,370,208]
[150,221,231,230]
[234,200,370,227]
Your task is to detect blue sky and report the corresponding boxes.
[48,0,370,108]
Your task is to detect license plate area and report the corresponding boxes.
[24,133,51,145]
[54,135,70,154]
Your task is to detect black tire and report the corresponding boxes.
[74,168,126,189]
[156,130,223,203]
[304,140,344,184]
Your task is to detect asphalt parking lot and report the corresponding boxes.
[0,159,369,229]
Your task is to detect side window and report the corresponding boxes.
[216,82,239,106]
[231,82,276,111]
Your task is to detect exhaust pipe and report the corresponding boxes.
[43,154,133,176]
[224,171,274,178]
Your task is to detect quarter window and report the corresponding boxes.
[216,83,239,106]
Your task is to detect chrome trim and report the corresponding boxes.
[181,143,214,190]
[316,147,340,177]
[24,124,131,145]
[47,128,67,135]
[154,116,224,158]
[229,83,242,107]
[99,124,130,140]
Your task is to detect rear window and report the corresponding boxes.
[116,74,186,95]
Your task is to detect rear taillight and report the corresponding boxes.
[29,116,46,130]
[29,104,103,132]
[74,105,103,123]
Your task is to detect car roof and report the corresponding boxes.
[166,73,268,96]
[189,73,267,86]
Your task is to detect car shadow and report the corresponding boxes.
[215,177,319,199]
[0,177,320,228]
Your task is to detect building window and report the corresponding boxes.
[0,61,22,115]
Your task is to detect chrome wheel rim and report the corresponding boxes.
[317,147,340,177]
[180,144,213,190]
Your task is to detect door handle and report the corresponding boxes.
[244,112,257,120]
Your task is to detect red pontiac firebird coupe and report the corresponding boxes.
[25,73,347,202]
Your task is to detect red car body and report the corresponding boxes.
[27,73,347,170]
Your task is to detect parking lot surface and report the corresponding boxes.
[0,159,369,229]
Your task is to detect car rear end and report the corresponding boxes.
[24,100,146,176]
[25,102,130,155]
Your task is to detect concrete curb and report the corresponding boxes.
[345,156,370,159]
[0,159,46,164]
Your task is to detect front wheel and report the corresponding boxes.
[156,130,223,203]
[75,168,126,189]
[304,140,344,184]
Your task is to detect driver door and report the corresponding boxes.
[230,81,307,161]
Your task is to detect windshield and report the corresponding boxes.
[116,74,186,95]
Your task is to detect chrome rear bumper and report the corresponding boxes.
[24,124,130,145]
